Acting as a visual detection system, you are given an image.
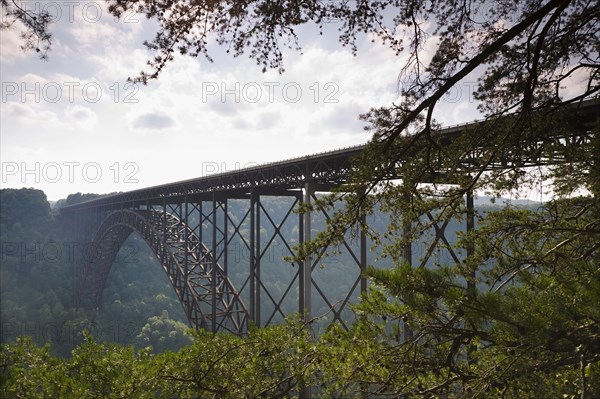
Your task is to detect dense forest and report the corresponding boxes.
[1,188,193,357]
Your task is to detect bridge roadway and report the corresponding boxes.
[61,98,598,211]
[61,98,599,334]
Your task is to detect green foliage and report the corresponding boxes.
[305,170,599,397]
[0,188,194,356]
[0,332,160,399]
[0,320,317,399]
[66,331,158,399]
[0,336,66,399]
[135,311,192,353]
[0,189,51,232]
[154,318,314,398]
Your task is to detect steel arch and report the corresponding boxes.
[76,209,248,334]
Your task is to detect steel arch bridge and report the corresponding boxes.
[77,208,248,334]
[61,99,600,335]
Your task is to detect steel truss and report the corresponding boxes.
[76,206,247,334]
[72,186,374,334]
[66,99,598,335]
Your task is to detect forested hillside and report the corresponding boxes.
[0,188,191,356]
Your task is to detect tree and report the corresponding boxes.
[0,336,66,399]
[135,311,193,353]
[3,0,599,396]
[155,318,315,398]
[0,333,162,399]
[314,213,600,397]
[0,319,315,399]
[0,189,51,232]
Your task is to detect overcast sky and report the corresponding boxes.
[1,1,484,201]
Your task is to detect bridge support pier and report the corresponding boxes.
[466,189,475,290]
[301,182,312,325]
[249,191,257,325]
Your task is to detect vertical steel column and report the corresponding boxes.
[223,199,228,277]
[211,194,218,333]
[255,194,261,326]
[162,199,167,262]
[402,194,412,342]
[74,209,83,308]
[302,182,312,324]
[198,201,203,247]
[300,184,313,399]
[359,218,368,399]
[249,191,256,322]
[145,200,150,256]
[466,190,475,291]
[184,199,189,279]
[298,194,305,316]
[360,214,367,295]
[466,189,476,363]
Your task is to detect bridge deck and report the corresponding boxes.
[61,98,599,211]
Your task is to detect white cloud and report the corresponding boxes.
[131,112,177,131]
[1,102,67,129]
[1,102,36,120]
[64,105,98,129]
[558,65,594,101]
[20,73,51,84]
[69,19,119,48]
[315,101,368,134]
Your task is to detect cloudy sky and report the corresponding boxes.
[1,1,482,201]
